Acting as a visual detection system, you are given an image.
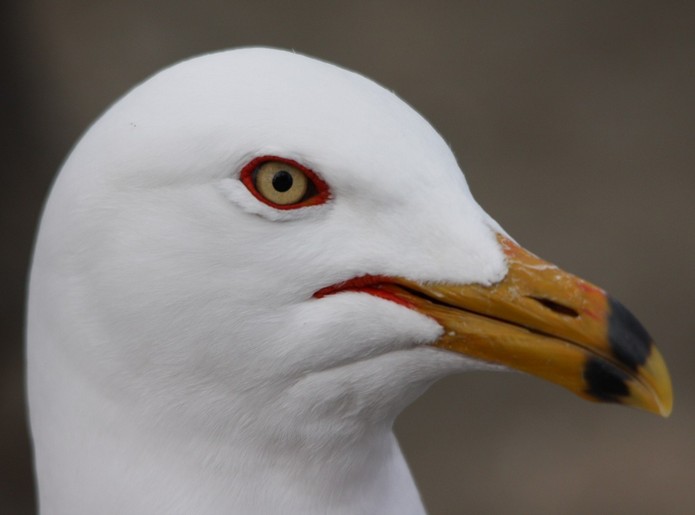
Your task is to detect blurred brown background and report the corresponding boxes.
[2,1,693,514]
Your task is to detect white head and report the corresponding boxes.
[28,48,670,514]
[30,47,506,429]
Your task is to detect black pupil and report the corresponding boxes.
[272,170,294,192]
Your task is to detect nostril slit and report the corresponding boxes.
[529,296,580,318]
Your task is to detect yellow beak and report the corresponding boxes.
[382,236,673,417]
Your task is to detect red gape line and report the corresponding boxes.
[314,274,416,309]
[239,155,331,210]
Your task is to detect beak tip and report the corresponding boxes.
[655,383,674,419]
[659,403,673,418]
[604,298,674,418]
[645,346,674,418]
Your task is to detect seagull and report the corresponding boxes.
[27,47,673,515]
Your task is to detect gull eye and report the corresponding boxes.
[240,156,330,209]
[256,162,308,205]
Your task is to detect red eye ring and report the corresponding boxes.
[240,156,331,210]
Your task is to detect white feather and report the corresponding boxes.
[28,47,507,514]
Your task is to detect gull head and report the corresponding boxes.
[27,47,672,514]
[30,48,512,426]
